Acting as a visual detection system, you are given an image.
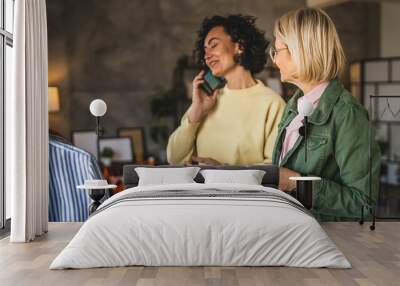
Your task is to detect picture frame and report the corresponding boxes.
[71,130,98,158]
[99,136,134,163]
[117,127,147,163]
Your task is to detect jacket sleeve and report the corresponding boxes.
[312,105,380,219]
[263,98,286,164]
[166,108,201,165]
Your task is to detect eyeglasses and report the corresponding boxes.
[269,46,288,61]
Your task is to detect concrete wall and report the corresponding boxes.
[306,0,348,8]
[381,1,400,57]
[47,0,306,156]
[323,1,381,86]
[47,1,72,138]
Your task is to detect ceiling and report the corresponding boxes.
[307,0,400,8]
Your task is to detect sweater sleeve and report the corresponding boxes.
[166,108,201,165]
[263,98,286,163]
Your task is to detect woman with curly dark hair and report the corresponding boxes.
[167,15,286,165]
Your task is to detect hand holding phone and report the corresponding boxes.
[189,70,223,123]
[200,70,226,96]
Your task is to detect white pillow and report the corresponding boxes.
[200,169,266,185]
[135,167,201,186]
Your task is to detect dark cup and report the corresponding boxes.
[296,180,314,210]
[88,189,105,201]
[88,189,106,215]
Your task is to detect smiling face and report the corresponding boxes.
[203,26,241,77]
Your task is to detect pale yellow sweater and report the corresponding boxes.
[167,80,286,165]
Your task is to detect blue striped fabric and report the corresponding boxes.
[49,137,103,222]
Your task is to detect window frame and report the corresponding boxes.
[0,0,14,231]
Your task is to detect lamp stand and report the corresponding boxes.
[359,94,378,231]
[304,116,308,162]
[95,116,104,159]
[299,116,309,162]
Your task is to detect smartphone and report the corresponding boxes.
[199,69,226,96]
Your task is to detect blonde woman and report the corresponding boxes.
[271,8,380,220]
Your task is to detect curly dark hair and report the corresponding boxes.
[193,14,269,75]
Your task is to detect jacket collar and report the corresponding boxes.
[286,78,342,125]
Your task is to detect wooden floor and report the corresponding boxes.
[0,222,399,286]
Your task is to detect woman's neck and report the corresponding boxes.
[224,66,257,90]
[296,81,325,95]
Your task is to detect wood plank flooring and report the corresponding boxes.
[0,222,399,286]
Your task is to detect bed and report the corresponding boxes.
[50,165,350,269]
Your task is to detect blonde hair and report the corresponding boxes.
[274,7,346,83]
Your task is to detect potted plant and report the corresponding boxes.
[149,55,192,163]
[100,147,114,167]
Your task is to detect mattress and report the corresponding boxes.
[50,183,351,269]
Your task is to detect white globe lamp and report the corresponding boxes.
[298,98,313,117]
[90,99,107,117]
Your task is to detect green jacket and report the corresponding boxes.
[272,79,380,221]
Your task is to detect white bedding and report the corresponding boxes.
[50,183,351,269]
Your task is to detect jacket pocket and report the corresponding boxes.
[307,135,328,150]
[302,135,330,174]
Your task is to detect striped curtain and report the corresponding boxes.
[8,0,48,242]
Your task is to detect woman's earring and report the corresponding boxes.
[234,53,243,65]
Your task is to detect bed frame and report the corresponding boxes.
[123,164,280,189]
